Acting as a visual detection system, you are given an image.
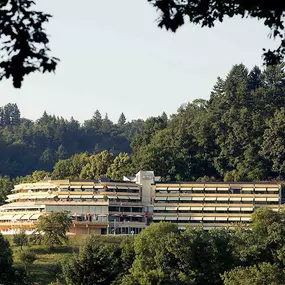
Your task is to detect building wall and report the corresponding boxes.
[153,182,280,229]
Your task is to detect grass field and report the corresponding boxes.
[9,235,88,285]
[8,235,125,285]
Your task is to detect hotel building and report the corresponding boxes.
[0,171,281,234]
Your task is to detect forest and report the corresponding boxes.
[1,63,285,190]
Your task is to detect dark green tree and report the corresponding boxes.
[0,0,58,88]
[118,113,127,126]
[13,229,28,250]
[35,211,72,249]
[62,236,123,285]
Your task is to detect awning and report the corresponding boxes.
[203,207,215,211]
[82,186,94,189]
[0,215,14,221]
[255,197,267,202]
[117,196,130,199]
[153,216,165,220]
[178,207,191,211]
[228,207,240,211]
[216,217,228,221]
[46,195,56,199]
[69,195,82,199]
[107,195,117,199]
[179,196,192,200]
[165,216,177,220]
[230,197,241,201]
[203,217,215,221]
[267,188,279,192]
[128,186,140,190]
[228,217,240,221]
[93,195,104,199]
[165,207,177,211]
[217,187,229,191]
[191,216,203,221]
[11,214,23,220]
[241,217,251,221]
[95,185,104,189]
[241,207,253,211]
[192,197,204,201]
[255,188,266,191]
[30,196,48,199]
[154,206,166,210]
[178,217,190,221]
[204,197,216,201]
[267,198,279,201]
[216,207,228,211]
[168,187,179,191]
[59,185,69,189]
[217,197,228,201]
[156,187,167,190]
[30,214,42,220]
[21,214,32,220]
[58,195,69,199]
[117,186,128,190]
[155,197,167,200]
[129,196,140,200]
[191,207,203,211]
[242,197,254,201]
[70,185,82,189]
[167,196,179,200]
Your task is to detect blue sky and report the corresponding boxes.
[0,0,277,123]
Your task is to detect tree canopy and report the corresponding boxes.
[35,211,72,248]
[58,208,285,285]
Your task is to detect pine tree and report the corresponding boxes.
[118,112,126,126]
[93,110,102,130]
[101,113,112,132]
[56,145,68,160]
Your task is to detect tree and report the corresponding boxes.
[62,236,123,285]
[79,151,114,180]
[35,211,72,248]
[261,108,285,178]
[13,229,28,250]
[101,113,113,132]
[0,176,13,204]
[0,0,58,88]
[148,0,285,65]
[56,144,68,160]
[107,153,134,180]
[0,233,26,284]
[222,263,285,285]
[17,250,37,272]
[118,113,127,126]
[231,208,285,266]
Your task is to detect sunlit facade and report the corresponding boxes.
[153,182,281,230]
[0,171,281,234]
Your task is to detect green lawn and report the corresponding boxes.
[10,236,86,285]
[8,234,125,285]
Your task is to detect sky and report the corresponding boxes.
[0,0,278,123]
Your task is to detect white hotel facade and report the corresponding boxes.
[0,171,281,234]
